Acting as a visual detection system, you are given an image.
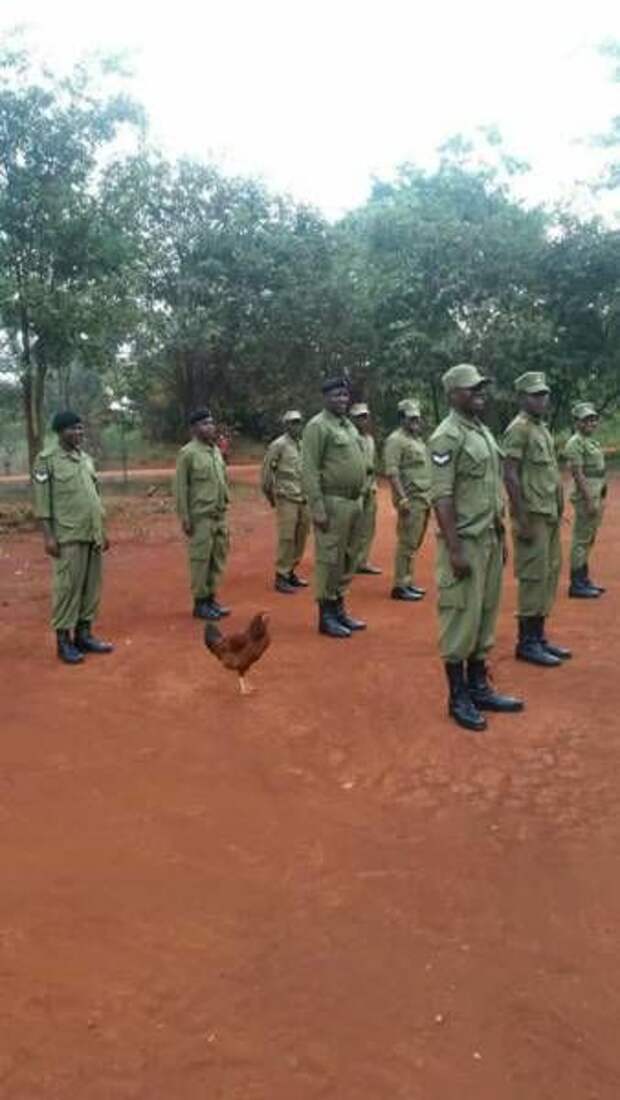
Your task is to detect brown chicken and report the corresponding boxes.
[204,612,271,694]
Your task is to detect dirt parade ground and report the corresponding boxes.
[1,469,620,1100]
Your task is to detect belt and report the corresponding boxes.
[324,491,362,502]
[584,472,605,478]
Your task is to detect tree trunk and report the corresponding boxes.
[20,317,48,470]
[22,361,47,470]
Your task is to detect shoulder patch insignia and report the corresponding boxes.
[431,451,452,467]
[33,468,49,483]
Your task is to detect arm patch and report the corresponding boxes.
[431,451,452,467]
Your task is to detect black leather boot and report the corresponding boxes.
[466,659,524,712]
[391,585,423,601]
[208,597,230,618]
[193,598,212,619]
[539,616,572,660]
[584,564,605,594]
[569,565,600,598]
[407,584,426,597]
[445,662,487,731]
[335,596,366,631]
[275,573,297,594]
[515,617,561,667]
[75,621,114,654]
[56,629,85,664]
[318,600,351,638]
[288,571,309,587]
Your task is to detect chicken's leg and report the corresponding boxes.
[239,675,255,696]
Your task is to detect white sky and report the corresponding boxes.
[2,0,619,217]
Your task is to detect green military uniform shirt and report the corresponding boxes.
[502,412,560,518]
[32,444,105,546]
[429,409,503,536]
[175,439,230,524]
[302,410,366,523]
[564,432,606,504]
[384,428,431,505]
[261,434,305,502]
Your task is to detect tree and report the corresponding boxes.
[114,156,345,439]
[0,42,145,466]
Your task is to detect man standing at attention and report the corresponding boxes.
[564,401,607,599]
[175,408,231,621]
[384,398,431,602]
[349,402,382,576]
[32,410,113,665]
[503,373,571,667]
[261,410,310,594]
[302,378,367,638]
[430,365,523,732]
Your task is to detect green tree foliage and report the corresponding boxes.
[0,42,618,467]
[110,156,347,440]
[0,42,145,465]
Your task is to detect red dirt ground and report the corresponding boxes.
[1,472,619,1100]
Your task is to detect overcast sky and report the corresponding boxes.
[2,0,618,217]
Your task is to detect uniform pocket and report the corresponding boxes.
[438,578,466,609]
[530,440,551,465]
[316,532,340,564]
[514,535,543,580]
[436,552,467,608]
[460,444,486,478]
[54,469,79,495]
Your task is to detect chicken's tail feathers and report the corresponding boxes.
[205,622,223,651]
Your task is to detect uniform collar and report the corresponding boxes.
[58,446,82,462]
[324,409,348,424]
[450,409,483,431]
[522,411,546,426]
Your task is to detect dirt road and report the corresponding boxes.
[1,479,619,1099]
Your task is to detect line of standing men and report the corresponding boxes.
[32,371,608,736]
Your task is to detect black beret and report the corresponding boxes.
[51,410,82,432]
[189,407,213,425]
[321,376,350,394]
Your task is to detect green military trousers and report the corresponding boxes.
[394,502,429,588]
[188,514,229,600]
[513,513,561,617]
[275,498,310,578]
[570,499,604,571]
[52,541,103,630]
[313,493,363,601]
[357,489,378,568]
[436,528,502,663]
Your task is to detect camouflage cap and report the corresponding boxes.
[398,398,421,417]
[349,402,369,417]
[572,401,598,420]
[441,364,489,393]
[514,371,550,394]
[282,409,302,423]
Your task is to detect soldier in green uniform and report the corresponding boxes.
[32,410,113,665]
[175,408,231,621]
[384,398,431,601]
[503,372,571,667]
[349,403,382,576]
[565,401,607,598]
[430,365,523,731]
[261,410,310,594]
[302,378,367,638]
